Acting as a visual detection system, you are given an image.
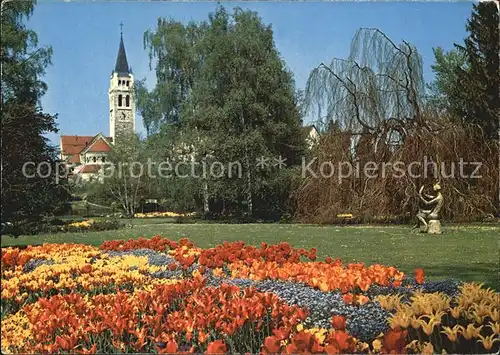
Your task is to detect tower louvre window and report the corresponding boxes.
[118,80,121,85]
[126,81,130,87]
[126,95,130,107]
[118,95,122,107]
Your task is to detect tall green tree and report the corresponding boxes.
[1,0,71,233]
[456,1,499,140]
[183,7,305,216]
[427,47,468,115]
[429,2,499,139]
[139,6,306,217]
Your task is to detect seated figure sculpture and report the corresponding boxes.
[416,183,443,233]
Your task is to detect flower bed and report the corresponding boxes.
[1,236,498,354]
[62,219,122,232]
[135,212,196,218]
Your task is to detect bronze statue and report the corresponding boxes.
[415,183,443,233]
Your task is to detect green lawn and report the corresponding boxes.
[2,223,499,289]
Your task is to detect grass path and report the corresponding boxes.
[2,223,498,289]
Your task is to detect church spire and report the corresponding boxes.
[114,22,130,75]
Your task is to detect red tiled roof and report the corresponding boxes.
[87,138,112,152]
[77,164,102,174]
[61,136,95,155]
[61,135,113,163]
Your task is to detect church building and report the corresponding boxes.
[60,29,135,181]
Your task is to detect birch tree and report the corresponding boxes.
[101,134,148,216]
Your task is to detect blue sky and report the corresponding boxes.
[27,1,474,145]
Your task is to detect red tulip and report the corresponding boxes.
[331,315,346,330]
[382,327,408,354]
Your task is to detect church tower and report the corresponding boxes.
[109,26,135,143]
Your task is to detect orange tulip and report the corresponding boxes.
[414,268,425,284]
[272,328,290,340]
[55,335,70,351]
[263,336,282,353]
[198,331,208,344]
[356,294,369,305]
[166,340,178,353]
[343,293,354,304]
[325,343,340,354]
[290,332,315,352]
[205,340,227,354]
[79,344,97,354]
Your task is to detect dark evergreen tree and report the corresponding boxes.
[1,0,71,235]
[454,1,499,139]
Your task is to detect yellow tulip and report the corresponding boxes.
[312,329,327,344]
[473,314,487,324]
[411,303,424,316]
[395,303,414,316]
[355,341,369,352]
[477,334,500,350]
[471,303,492,324]
[441,325,461,342]
[433,310,446,323]
[410,315,421,329]
[372,339,382,352]
[460,324,483,340]
[421,304,434,315]
[418,310,445,325]
[389,313,411,329]
[405,340,419,352]
[449,305,463,319]
[489,307,499,322]
[376,294,403,311]
[487,321,500,335]
[418,318,440,336]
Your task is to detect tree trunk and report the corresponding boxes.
[123,171,129,215]
[241,111,252,216]
[245,150,252,216]
[203,179,209,213]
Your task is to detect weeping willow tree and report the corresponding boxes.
[296,28,498,223]
[305,28,426,143]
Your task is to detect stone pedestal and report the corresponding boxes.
[427,219,442,234]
